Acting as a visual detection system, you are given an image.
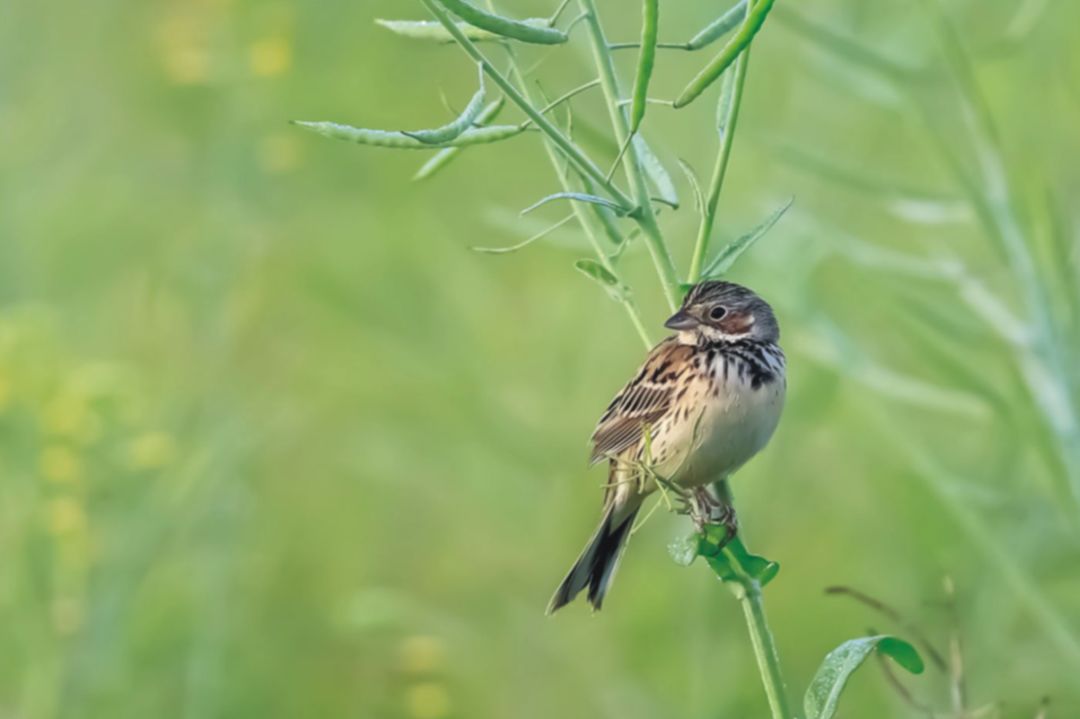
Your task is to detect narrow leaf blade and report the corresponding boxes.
[523,192,630,217]
[702,196,793,278]
[574,259,628,302]
[634,136,679,208]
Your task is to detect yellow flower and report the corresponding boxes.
[40,446,82,484]
[125,432,177,471]
[400,635,445,674]
[42,396,102,445]
[46,497,87,535]
[249,36,291,77]
[404,682,450,719]
[157,11,212,85]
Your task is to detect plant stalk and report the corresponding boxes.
[688,50,750,282]
[576,0,681,311]
[421,0,636,212]
[730,571,794,719]
[483,4,652,349]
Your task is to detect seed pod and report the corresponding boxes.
[403,65,486,144]
[413,98,505,181]
[293,120,526,149]
[434,0,568,45]
[674,0,775,109]
[629,0,659,134]
[375,18,549,44]
[686,0,748,51]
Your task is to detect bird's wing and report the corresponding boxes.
[589,337,694,464]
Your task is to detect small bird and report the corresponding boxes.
[548,280,786,613]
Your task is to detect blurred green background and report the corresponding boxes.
[2,0,1079,716]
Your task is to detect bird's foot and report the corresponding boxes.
[690,487,738,545]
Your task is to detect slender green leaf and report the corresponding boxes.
[634,136,679,208]
[522,192,631,217]
[574,259,629,302]
[472,214,576,254]
[676,158,705,213]
[702,196,793,278]
[804,635,925,719]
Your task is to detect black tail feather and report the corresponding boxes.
[547,505,639,614]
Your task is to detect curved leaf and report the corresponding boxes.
[702,196,793,278]
[634,136,679,208]
[804,635,925,719]
[574,259,628,302]
[522,192,630,217]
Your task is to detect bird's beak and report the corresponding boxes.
[664,309,698,330]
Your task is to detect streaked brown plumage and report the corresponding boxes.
[549,281,786,613]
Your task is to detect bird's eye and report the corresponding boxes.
[709,306,727,320]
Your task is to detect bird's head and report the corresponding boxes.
[664,280,779,345]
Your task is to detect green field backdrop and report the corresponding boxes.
[2,0,1079,717]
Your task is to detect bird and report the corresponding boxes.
[548,280,786,613]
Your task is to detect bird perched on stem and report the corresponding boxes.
[548,280,786,613]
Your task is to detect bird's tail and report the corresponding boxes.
[547,501,641,614]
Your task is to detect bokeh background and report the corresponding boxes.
[2,0,1079,716]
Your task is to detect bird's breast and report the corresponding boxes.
[660,351,786,488]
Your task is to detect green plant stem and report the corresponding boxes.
[576,0,681,311]
[703,480,794,719]
[421,0,635,212]
[729,569,794,719]
[688,50,750,282]
[486,7,652,350]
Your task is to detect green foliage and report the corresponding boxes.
[804,636,925,719]
[674,0,777,108]
[669,527,780,588]
[5,0,1079,717]
[702,197,794,278]
[402,65,486,144]
[291,120,527,149]
[435,0,568,45]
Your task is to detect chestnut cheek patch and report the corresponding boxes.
[720,312,754,335]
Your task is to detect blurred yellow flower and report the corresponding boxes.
[42,396,102,445]
[46,497,87,535]
[400,635,445,674]
[258,133,302,174]
[40,446,82,484]
[125,431,178,470]
[163,45,211,85]
[157,10,212,85]
[249,36,291,77]
[404,682,450,719]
